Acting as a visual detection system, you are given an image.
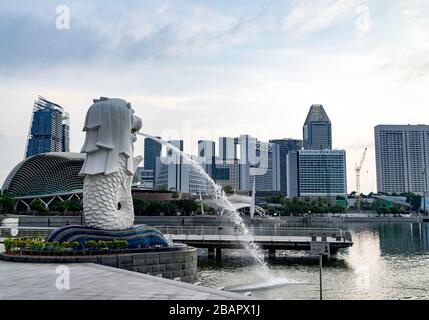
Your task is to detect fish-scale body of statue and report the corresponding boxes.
[80,97,142,231]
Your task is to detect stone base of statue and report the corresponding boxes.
[46,225,170,250]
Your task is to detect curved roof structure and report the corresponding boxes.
[202,195,266,217]
[2,153,85,198]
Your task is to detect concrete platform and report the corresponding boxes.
[0,260,249,300]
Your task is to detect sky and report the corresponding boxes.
[0,0,429,194]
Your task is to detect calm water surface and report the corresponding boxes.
[198,223,429,300]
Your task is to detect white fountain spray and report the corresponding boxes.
[139,133,270,273]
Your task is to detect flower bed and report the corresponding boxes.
[3,238,129,256]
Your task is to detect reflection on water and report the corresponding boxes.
[198,223,429,300]
[1,219,428,299]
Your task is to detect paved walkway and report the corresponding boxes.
[0,260,248,300]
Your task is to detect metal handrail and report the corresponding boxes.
[155,226,344,238]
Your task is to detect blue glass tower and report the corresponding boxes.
[143,137,162,171]
[25,96,70,158]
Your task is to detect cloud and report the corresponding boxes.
[0,0,429,195]
[283,0,361,35]
[0,0,271,70]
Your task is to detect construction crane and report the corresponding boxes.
[355,148,368,210]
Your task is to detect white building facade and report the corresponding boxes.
[375,125,429,194]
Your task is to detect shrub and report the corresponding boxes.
[118,240,128,250]
[70,242,80,250]
[4,239,13,252]
[3,237,129,256]
[97,240,107,251]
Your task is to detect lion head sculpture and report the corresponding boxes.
[80,97,142,176]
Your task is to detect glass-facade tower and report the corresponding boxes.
[26,96,70,158]
[270,139,302,194]
[143,137,162,171]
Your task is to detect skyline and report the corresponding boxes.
[1,0,429,194]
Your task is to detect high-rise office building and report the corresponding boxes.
[61,112,70,153]
[287,149,347,198]
[270,139,302,194]
[303,104,332,150]
[154,155,211,195]
[214,135,280,193]
[249,141,281,192]
[219,137,237,161]
[143,137,162,171]
[167,140,184,156]
[198,140,216,160]
[208,159,242,191]
[375,125,429,194]
[26,96,70,158]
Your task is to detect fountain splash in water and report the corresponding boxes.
[138,133,270,273]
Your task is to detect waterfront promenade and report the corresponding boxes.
[1,214,425,231]
[0,260,249,300]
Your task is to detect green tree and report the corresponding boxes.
[30,199,48,215]
[400,192,421,212]
[223,186,234,195]
[178,199,199,215]
[266,194,285,204]
[0,191,15,214]
[331,205,346,214]
[51,200,71,214]
[69,199,83,213]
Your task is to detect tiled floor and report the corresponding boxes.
[0,260,248,300]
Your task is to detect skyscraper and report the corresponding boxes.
[143,137,162,171]
[167,140,184,156]
[270,139,302,194]
[249,141,281,192]
[154,154,210,195]
[287,150,347,198]
[375,125,429,194]
[25,96,69,158]
[303,104,332,150]
[217,135,280,192]
[61,112,70,152]
[287,104,346,198]
[198,140,216,160]
[219,137,237,161]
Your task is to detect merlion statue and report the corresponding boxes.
[79,97,142,230]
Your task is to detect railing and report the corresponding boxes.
[165,233,316,243]
[0,226,353,244]
[0,227,54,240]
[155,226,344,238]
[156,226,351,244]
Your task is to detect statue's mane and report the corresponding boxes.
[80,98,134,176]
